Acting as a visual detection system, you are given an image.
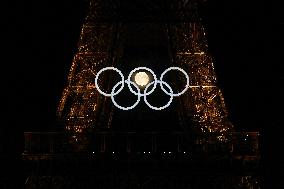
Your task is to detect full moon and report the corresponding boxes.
[134,72,149,87]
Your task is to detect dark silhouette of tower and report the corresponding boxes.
[22,0,261,188]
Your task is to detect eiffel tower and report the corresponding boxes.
[57,0,233,149]
[22,0,261,188]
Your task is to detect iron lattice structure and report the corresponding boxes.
[171,22,234,138]
[57,0,233,145]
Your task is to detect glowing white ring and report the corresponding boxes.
[95,67,191,111]
[144,80,174,110]
[95,67,124,97]
[111,80,141,110]
[160,67,189,97]
[127,67,157,96]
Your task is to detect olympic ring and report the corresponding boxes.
[95,66,190,110]
[111,80,141,111]
[144,80,174,110]
[127,67,157,96]
[160,67,189,97]
[95,67,124,97]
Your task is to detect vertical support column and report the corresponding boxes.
[126,134,131,154]
[100,134,106,153]
[49,133,54,154]
[177,133,181,153]
[24,132,32,154]
[152,133,157,153]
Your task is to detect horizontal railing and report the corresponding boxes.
[23,131,260,159]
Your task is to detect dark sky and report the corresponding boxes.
[3,0,276,156]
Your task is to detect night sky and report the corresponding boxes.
[3,0,281,184]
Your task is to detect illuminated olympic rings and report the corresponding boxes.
[94,67,189,110]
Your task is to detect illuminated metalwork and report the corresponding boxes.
[168,15,234,139]
[57,1,121,149]
[22,1,261,188]
[57,0,233,144]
